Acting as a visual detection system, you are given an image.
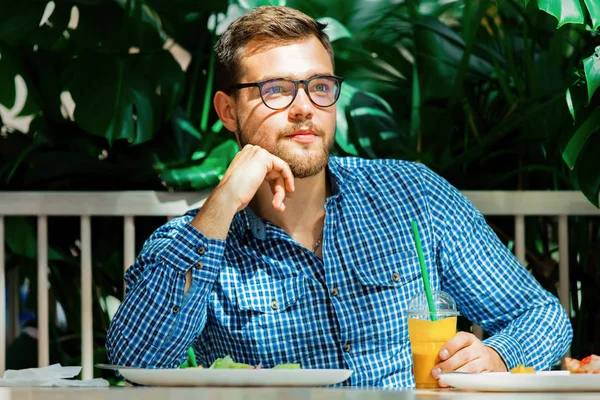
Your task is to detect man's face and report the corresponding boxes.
[234,36,337,178]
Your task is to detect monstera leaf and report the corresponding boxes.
[524,0,600,30]
[542,0,600,206]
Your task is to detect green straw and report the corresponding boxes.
[187,346,198,367]
[411,221,437,321]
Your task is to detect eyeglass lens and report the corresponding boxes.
[261,77,340,109]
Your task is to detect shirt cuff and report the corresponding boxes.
[483,333,525,370]
[159,222,226,282]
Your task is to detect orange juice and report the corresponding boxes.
[408,317,457,388]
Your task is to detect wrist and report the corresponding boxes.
[190,189,238,240]
[486,345,508,372]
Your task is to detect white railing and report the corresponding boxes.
[0,190,599,377]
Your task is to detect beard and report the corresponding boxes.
[237,120,335,179]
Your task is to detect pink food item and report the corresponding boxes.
[564,355,600,373]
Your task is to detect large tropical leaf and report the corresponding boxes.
[574,132,600,207]
[0,0,47,44]
[64,54,156,145]
[525,0,600,30]
[0,42,41,115]
[530,0,585,27]
[562,107,600,170]
[583,46,600,104]
[159,139,239,189]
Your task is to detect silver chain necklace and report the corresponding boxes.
[312,229,324,253]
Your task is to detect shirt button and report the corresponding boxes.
[330,288,339,296]
[172,306,180,314]
[194,261,203,270]
[270,300,279,310]
[197,246,205,255]
[343,343,351,352]
[392,272,401,282]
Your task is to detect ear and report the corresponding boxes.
[213,91,238,133]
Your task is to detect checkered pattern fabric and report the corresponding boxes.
[106,157,572,387]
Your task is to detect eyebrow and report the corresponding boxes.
[255,71,333,82]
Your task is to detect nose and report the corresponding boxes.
[288,84,313,121]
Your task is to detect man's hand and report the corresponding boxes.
[191,145,295,240]
[216,144,295,213]
[432,332,507,387]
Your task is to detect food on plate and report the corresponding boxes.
[210,356,255,369]
[272,363,301,370]
[564,355,600,374]
[178,351,302,370]
[210,355,301,370]
[510,364,536,374]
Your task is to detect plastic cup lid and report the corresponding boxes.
[406,290,460,318]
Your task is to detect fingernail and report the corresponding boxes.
[440,349,449,359]
[431,368,441,379]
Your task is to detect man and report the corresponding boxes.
[106,6,572,387]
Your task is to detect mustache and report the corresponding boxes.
[278,121,326,138]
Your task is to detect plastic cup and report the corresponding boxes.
[407,290,460,388]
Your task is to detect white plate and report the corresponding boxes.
[440,371,600,392]
[119,368,353,387]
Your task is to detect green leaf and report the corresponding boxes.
[0,1,47,44]
[131,50,185,119]
[65,55,156,145]
[5,217,63,261]
[536,0,585,27]
[25,1,71,51]
[0,42,19,109]
[0,42,41,117]
[583,46,600,104]
[413,17,493,100]
[574,132,600,207]
[566,87,575,120]
[318,17,353,42]
[583,0,600,31]
[562,107,600,169]
[160,139,238,189]
[335,82,400,159]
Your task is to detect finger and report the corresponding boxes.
[436,346,477,372]
[268,155,295,194]
[265,170,291,199]
[454,358,483,374]
[435,359,482,389]
[270,177,286,212]
[437,377,451,388]
[439,332,477,361]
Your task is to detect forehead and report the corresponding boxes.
[239,36,334,82]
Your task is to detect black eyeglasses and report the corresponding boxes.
[229,75,344,110]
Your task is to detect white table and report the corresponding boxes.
[1,387,598,400]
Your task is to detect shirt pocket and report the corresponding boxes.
[232,272,309,352]
[352,250,421,288]
[350,251,422,343]
[235,273,307,313]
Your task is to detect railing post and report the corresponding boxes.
[0,216,5,374]
[37,216,49,367]
[514,215,526,265]
[81,216,93,379]
[124,216,135,294]
[558,215,570,357]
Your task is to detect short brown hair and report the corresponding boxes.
[214,6,334,93]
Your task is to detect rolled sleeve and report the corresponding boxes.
[483,333,525,370]
[106,211,226,368]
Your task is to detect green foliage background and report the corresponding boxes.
[0,0,599,379]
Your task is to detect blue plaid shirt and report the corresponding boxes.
[106,156,572,387]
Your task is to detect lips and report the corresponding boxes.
[286,129,318,144]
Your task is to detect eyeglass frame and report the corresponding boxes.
[228,75,345,110]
